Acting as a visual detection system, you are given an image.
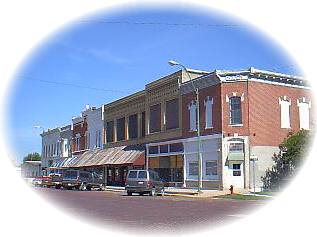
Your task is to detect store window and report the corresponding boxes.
[148,146,159,155]
[206,161,217,176]
[189,161,198,175]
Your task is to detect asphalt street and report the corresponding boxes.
[34,187,267,233]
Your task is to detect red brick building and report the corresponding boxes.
[180,68,312,189]
[71,114,88,157]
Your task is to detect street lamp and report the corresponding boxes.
[168,60,203,192]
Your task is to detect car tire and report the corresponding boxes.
[127,191,132,196]
[149,188,156,196]
[79,183,87,191]
[160,188,165,196]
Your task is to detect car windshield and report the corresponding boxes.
[63,170,78,179]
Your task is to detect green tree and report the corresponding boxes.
[23,152,41,162]
[262,130,312,191]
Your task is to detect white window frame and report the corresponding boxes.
[297,97,311,130]
[204,96,213,129]
[205,160,217,176]
[279,97,291,129]
[188,100,197,131]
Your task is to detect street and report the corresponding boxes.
[34,187,267,233]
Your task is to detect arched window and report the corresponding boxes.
[229,96,242,125]
[204,96,213,128]
[188,100,197,131]
[279,97,291,128]
[297,97,311,130]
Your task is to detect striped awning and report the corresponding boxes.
[61,146,145,168]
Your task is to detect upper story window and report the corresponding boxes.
[116,117,126,141]
[279,96,291,128]
[149,104,161,133]
[297,97,311,130]
[188,100,197,131]
[204,96,213,128]
[128,114,138,139]
[96,130,102,148]
[85,132,90,149]
[106,121,114,143]
[166,98,179,130]
[75,133,80,151]
[229,96,242,125]
[141,111,146,137]
[229,142,244,153]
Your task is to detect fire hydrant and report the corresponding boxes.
[229,185,234,195]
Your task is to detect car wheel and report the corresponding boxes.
[98,184,104,191]
[160,188,165,196]
[127,191,132,196]
[149,188,156,196]
[79,183,87,191]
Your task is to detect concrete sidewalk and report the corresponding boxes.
[104,185,248,198]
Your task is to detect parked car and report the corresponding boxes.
[42,173,63,188]
[125,170,164,196]
[61,169,104,191]
[32,177,43,186]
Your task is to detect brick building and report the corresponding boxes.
[178,67,312,189]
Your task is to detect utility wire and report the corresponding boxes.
[78,19,237,27]
[22,76,132,94]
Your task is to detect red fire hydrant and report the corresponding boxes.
[229,185,234,195]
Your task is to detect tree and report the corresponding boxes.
[261,130,312,191]
[23,152,41,162]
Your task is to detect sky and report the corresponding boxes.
[7,7,299,163]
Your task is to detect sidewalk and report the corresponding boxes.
[104,185,249,198]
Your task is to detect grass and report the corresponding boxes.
[218,194,272,200]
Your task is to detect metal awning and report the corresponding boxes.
[227,152,245,161]
[62,146,145,168]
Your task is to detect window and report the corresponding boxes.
[128,170,137,178]
[205,96,213,128]
[189,161,198,175]
[141,111,146,137]
[166,98,179,130]
[97,130,101,147]
[229,142,244,153]
[188,100,197,131]
[138,171,148,179]
[206,161,217,176]
[169,143,184,153]
[149,104,161,133]
[128,114,138,139]
[85,132,90,149]
[298,99,310,130]
[76,135,80,151]
[232,163,241,176]
[279,97,291,128]
[159,145,168,153]
[229,96,242,125]
[106,121,114,143]
[116,117,126,141]
[148,146,159,155]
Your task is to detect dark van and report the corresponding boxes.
[62,170,104,191]
[125,170,164,196]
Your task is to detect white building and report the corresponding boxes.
[21,161,41,178]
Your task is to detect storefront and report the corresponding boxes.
[62,146,145,186]
[146,141,184,187]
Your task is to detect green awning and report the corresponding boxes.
[227,152,245,161]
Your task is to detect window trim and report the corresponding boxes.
[229,96,242,125]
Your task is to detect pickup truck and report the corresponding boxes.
[42,173,63,189]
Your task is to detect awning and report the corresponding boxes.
[227,152,245,161]
[62,146,145,168]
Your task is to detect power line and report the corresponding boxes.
[22,76,132,94]
[78,20,237,27]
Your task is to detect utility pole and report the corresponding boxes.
[250,155,258,195]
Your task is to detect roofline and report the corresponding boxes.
[103,90,146,109]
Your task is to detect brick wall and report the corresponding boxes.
[72,118,88,154]
[248,81,312,146]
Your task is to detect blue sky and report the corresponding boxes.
[8,7,299,163]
